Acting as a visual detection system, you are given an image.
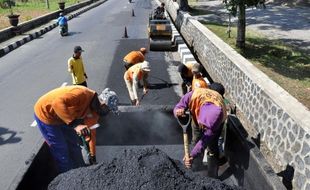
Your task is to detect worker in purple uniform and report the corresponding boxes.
[174,82,227,178]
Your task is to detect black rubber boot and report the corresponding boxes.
[207,152,218,178]
[89,155,97,165]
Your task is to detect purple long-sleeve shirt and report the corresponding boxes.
[174,91,223,158]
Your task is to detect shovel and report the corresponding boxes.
[176,110,192,165]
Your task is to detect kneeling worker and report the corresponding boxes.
[124,61,151,106]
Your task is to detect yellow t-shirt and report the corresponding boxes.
[68,56,86,84]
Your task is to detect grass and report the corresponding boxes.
[202,22,310,109]
[0,0,78,30]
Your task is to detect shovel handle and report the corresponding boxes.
[183,132,190,159]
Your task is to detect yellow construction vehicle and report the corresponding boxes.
[147,12,172,51]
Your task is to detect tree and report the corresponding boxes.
[177,0,190,11]
[223,0,265,48]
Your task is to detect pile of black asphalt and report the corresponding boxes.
[48,147,242,190]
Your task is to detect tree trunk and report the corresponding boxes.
[236,1,246,49]
[178,0,190,11]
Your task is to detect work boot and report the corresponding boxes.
[89,155,97,165]
[207,152,218,178]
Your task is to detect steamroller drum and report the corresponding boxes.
[149,38,172,51]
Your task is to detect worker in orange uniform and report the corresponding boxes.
[124,61,151,106]
[191,63,208,91]
[178,62,195,94]
[174,83,227,178]
[123,47,147,70]
[34,86,119,173]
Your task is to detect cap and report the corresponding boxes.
[191,63,202,74]
[209,82,225,96]
[74,46,84,53]
[141,61,151,72]
[140,47,147,54]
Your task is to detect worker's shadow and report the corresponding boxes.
[0,126,21,145]
[218,115,252,186]
[148,83,178,89]
[277,164,294,190]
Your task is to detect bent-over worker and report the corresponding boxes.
[123,47,147,70]
[34,85,117,173]
[124,61,150,106]
[173,83,227,177]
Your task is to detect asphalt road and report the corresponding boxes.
[0,0,182,189]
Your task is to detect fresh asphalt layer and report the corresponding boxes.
[0,0,183,189]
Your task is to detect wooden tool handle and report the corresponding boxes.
[183,133,190,159]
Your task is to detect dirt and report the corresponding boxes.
[48,147,243,190]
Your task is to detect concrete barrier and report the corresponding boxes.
[161,0,310,189]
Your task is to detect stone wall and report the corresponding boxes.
[162,0,310,189]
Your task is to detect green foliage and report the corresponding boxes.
[204,22,310,108]
[223,0,266,16]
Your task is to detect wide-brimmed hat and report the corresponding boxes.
[141,61,151,72]
[191,63,202,74]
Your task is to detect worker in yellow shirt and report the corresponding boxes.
[34,86,119,173]
[123,47,147,70]
[124,61,150,106]
[191,63,208,90]
[68,46,88,87]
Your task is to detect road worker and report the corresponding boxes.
[178,62,195,94]
[123,47,147,70]
[34,86,118,173]
[68,46,88,87]
[191,63,208,91]
[154,2,166,19]
[124,61,150,106]
[174,82,227,178]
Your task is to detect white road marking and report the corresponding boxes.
[30,82,68,127]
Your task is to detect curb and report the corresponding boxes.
[171,23,210,84]
[0,0,107,58]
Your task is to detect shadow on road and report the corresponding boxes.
[0,126,22,145]
[148,82,178,89]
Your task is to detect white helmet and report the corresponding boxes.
[98,88,119,115]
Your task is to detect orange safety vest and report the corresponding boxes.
[192,76,208,91]
[123,51,145,64]
[189,88,227,127]
[124,63,144,81]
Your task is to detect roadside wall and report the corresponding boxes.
[162,0,310,189]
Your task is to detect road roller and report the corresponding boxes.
[148,13,173,51]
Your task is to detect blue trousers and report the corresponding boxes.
[34,115,85,173]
